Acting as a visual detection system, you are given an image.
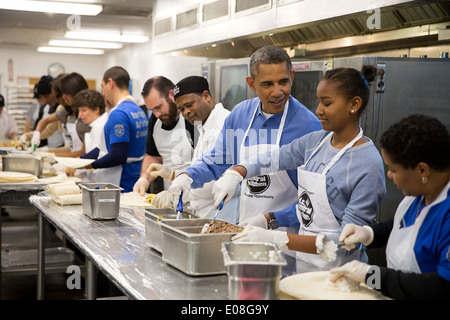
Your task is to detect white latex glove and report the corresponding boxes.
[151,190,172,208]
[133,177,150,196]
[19,134,28,144]
[339,224,374,250]
[232,226,289,251]
[329,260,371,284]
[31,131,41,149]
[212,169,243,209]
[147,163,175,181]
[238,213,268,229]
[168,174,193,208]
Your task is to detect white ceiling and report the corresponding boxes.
[0,0,153,51]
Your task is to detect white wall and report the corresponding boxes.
[0,43,209,105]
[103,42,208,105]
[0,47,105,94]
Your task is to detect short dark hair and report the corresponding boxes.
[141,76,174,100]
[249,46,292,78]
[73,89,106,115]
[60,72,88,97]
[103,66,130,90]
[380,114,450,171]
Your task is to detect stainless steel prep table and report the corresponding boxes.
[30,195,231,300]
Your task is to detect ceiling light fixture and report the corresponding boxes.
[0,0,102,16]
[38,46,104,55]
[65,31,149,43]
[49,39,123,49]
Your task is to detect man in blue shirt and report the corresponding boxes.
[167,46,321,225]
[88,66,148,192]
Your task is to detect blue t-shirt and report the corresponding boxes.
[103,101,148,192]
[185,96,321,186]
[400,187,450,281]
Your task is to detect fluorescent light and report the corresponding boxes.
[38,46,104,55]
[0,0,102,15]
[65,31,149,43]
[49,39,123,49]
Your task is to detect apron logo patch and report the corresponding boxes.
[246,175,270,194]
[298,191,314,227]
[114,124,124,137]
[447,245,450,263]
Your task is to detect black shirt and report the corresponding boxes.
[145,113,196,157]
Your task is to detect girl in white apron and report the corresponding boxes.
[227,66,386,272]
[66,90,122,186]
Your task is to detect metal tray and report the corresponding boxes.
[79,183,123,220]
[222,242,286,299]
[144,208,197,253]
[160,218,239,276]
[2,154,43,177]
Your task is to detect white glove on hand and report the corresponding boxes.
[19,134,28,144]
[31,131,41,149]
[151,190,172,208]
[232,226,289,251]
[212,169,243,209]
[147,163,175,181]
[168,174,193,208]
[238,213,268,229]
[339,224,374,250]
[133,177,150,196]
[329,260,371,284]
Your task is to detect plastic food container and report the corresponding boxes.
[2,154,43,177]
[221,242,287,300]
[79,183,123,220]
[144,208,197,252]
[160,218,239,276]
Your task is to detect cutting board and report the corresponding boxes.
[279,271,390,300]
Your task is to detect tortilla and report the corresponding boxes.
[0,171,38,183]
[46,180,81,196]
[54,156,95,169]
[51,194,82,205]
[279,271,390,300]
[120,192,155,208]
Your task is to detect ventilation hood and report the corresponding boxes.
[152,0,450,59]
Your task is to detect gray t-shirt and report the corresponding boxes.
[242,130,386,231]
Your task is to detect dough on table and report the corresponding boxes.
[0,171,38,183]
[120,192,155,208]
[279,271,390,300]
[54,156,95,169]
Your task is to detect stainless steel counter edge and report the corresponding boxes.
[29,195,230,300]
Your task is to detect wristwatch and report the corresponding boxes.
[268,212,279,230]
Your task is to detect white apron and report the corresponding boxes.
[153,113,193,190]
[81,113,122,185]
[65,119,83,152]
[295,129,363,272]
[385,180,450,273]
[239,101,298,223]
[43,104,64,148]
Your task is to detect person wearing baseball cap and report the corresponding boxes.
[0,94,18,140]
[149,76,235,220]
